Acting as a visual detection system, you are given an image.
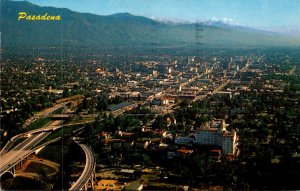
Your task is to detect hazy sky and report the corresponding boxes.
[25,0,300,34]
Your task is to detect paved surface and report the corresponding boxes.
[23,103,67,128]
[15,172,39,179]
[69,141,95,191]
[27,120,63,134]
[0,134,25,156]
[0,132,50,175]
[1,120,63,156]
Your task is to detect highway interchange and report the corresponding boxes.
[0,104,96,190]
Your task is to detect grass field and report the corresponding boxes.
[68,116,96,124]
[27,117,52,131]
[38,144,70,164]
[52,107,64,114]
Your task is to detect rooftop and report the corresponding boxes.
[108,101,134,111]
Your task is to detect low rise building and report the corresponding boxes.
[108,101,138,115]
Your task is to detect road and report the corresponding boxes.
[23,102,68,128]
[0,132,50,175]
[0,101,71,177]
[1,120,63,156]
[62,120,95,127]
[0,134,25,156]
[192,60,253,103]
[69,141,95,191]
[27,120,63,134]
[15,158,60,177]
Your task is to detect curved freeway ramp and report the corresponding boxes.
[0,133,25,156]
[69,140,96,191]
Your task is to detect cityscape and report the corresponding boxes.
[1,0,300,190]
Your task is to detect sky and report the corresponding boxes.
[25,0,300,34]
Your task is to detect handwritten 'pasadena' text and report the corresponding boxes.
[18,12,61,21]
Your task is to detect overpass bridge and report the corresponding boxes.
[26,120,64,135]
[0,133,25,156]
[0,120,64,156]
[69,139,96,191]
[1,110,73,179]
[1,132,96,190]
[0,133,61,179]
[22,102,69,129]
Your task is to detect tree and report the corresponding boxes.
[82,97,88,110]
[97,94,108,111]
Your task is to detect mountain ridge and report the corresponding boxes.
[1,0,300,49]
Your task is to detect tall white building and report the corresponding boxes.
[195,128,220,145]
[221,132,237,155]
[194,120,237,155]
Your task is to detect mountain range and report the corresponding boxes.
[1,0,300,49]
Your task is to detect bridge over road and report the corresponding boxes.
[0,133,61,180]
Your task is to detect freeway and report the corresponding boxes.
[23,102,69,128]
[27,120,63,134]
[0,102,72,182]
[0,132,50,175]
[0,134,25,156]
[1,120,63,156]
[69,140,95,191]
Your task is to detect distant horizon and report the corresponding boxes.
[13,0,300,35]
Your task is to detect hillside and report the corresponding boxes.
[1,0,300,49]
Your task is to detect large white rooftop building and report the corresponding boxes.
[194,119,238,155]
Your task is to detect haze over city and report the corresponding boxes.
[18,0,300,34]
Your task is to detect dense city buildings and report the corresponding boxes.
[1,0,300,190]
[2,47,300,190]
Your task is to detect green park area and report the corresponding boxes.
[27,117,52,131]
